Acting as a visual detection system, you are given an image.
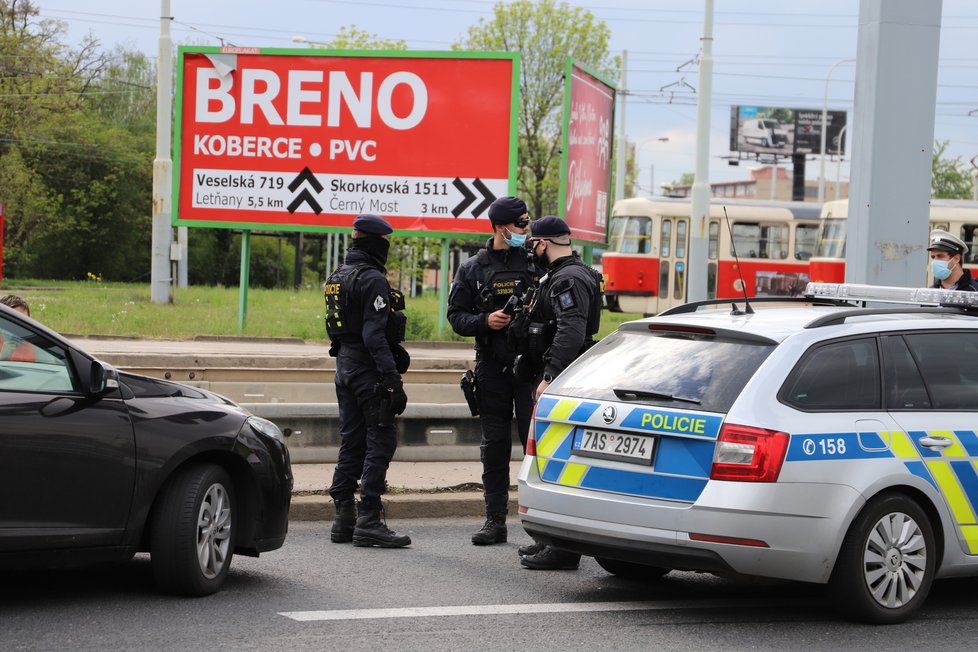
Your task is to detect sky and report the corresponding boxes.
[34,0,978,197]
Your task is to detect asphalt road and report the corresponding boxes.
[4,520,978,651]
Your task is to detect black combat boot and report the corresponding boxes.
[520,545,581,570]
[471,512,507,545]
[518,541,546,557]
[330,498,357,543]
[352,506,411,548]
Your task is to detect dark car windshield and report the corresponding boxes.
[547,327,775,413]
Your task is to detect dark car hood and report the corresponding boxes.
[117,370,247,414]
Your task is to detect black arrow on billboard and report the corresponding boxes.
[451,177,497,218]
[287,167,323,214]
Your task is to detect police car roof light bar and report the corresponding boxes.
[805,282,978,309]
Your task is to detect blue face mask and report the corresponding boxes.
[931,259,954,281]
[504,228,527,248]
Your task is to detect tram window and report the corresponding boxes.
[674,262,685,299]
[659,261,670,299]
[676,220,688,258]
[731,222,788,260]
[661,219,672,258]
[708,222,719,260]
[960,224,978,264]
[795,224,818,261]
[814,218,847,259]
[608,216,651,254]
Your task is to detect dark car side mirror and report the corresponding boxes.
[68,348,117,397]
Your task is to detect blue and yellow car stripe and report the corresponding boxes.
[533,397,717,503]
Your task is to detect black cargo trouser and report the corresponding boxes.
[329,348,398,511]
[475,356,535,514]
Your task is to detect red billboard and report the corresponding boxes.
[559,60,616,244]
[173,47,520,237]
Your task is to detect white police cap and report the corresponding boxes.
[927,229,967,256]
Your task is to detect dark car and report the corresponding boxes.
[0,303,292,596]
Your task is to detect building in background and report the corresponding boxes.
[662,166,849,203]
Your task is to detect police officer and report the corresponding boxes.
[324,213,411,548]
[448,196,538,545]
[517,215,603,570]
[927,229,978,292]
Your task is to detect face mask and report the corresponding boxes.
[531,240,549,266]
[931,259,954,281]
[503,227,527,248]
[351,235,391,266]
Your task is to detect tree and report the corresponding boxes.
[453,0,618,218]
[932,140,975,199]
[0,1,152,280]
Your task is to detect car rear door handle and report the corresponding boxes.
[919,436,954,450]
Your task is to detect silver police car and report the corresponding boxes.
[518,283,978,624]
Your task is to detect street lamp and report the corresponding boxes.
[636,137,669,197]
[818,58,855,205]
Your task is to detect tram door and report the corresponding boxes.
[657,216,689,312]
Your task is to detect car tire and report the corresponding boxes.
[828,493,935,624]
[595,557,670,581]
[151,464,235,596]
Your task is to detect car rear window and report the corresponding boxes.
[547,328,775,413]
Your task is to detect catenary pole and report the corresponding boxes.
[151,0,173,303]
[614,51,627,204]
[686,0,714,303]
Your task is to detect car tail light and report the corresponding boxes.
[710,423,789,482]
[526,415,537,456]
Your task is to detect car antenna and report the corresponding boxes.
[723,206,754,315]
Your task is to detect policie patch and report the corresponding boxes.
[373,295,387,311]
[557,290,576,310]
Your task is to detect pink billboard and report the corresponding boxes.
[560,60,616,244]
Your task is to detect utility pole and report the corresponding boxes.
[687,0,714,303]
[151,0,174,303]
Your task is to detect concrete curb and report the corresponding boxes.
[289,493,518,521]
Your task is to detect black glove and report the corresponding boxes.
[384,377,408,416]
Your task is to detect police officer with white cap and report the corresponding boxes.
[927,229,978,292]
[323,213,411,548]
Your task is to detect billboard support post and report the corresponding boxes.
[239,230,251,332]
[438,238,450,335]
[818,58,856,205]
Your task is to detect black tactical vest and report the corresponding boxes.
[324,264,406,345]
[476,248,539,313]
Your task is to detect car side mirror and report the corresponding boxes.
[68,348,117,397]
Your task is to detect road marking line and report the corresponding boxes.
[279,598,787,622]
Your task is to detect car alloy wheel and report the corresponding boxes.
[197,482,232,580]
[862,511,927,609]
[829,493,934,624]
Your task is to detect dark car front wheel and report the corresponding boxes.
[151,464,235,596]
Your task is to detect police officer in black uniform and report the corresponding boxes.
[517,215,603,570]
[324,213,411,548]
[448,196,538,545]
[927,229,978,292]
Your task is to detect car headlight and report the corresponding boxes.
[248,416,285,444]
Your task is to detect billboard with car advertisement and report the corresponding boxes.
[559,59,616,244]
[173,46,520,237]
[729,105,847,156]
